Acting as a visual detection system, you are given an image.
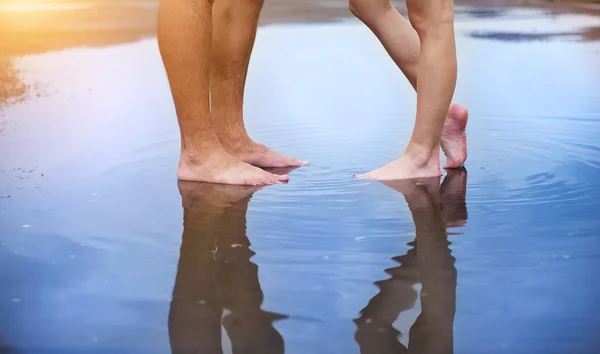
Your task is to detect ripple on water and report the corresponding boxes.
[466,113,600,209]
[0,10,600,354]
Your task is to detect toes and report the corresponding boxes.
[260,178,277,186]
[444,162,464,169]
[255,172,287,185]
[236,146,308,168]
[257,150,308,168]
[286,160,303,167]
[270,154,306,168]
[248,176,276,186]
[274,173,289,182]
[285,157,309,167]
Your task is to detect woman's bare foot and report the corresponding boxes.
[357,149,441,181]
[177,148,288,186]
[219,133,309,168]
[441,104,469,169]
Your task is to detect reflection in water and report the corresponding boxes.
[169,182,287,354]
[468,28,600,42]
[458,8,509,19]
[0,59,29,108]
[355,169,467,354]
[0,3,599,351]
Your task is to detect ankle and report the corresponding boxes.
[180,145,227,166]
[216,129,252,150]
[404,143,439,167]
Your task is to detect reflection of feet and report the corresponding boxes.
[358,153,441,181]
[220,134,309,168]
[441,104,468,169]
[178,180,264,209]
[177,147,288,185]
[440,168,468,229]
[382,177,441,209]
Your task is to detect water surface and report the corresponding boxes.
[1,6,600,354]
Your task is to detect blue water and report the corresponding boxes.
[1,6,600,354]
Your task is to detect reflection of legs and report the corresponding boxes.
[169,258,222,354]
[403,183,456,354]
[211,0,307,168]
[169,182,264,353]
[440,168,468,229]
[168,192,223,354]
[218,248,286,354]
[215,199,286,354]
[407,187,456,354]
[374,174,463,354]
[353,0,462,180]
[157,0,287,185]
[354,245,419,354]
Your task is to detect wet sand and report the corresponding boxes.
[1,1,600,354]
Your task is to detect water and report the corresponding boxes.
[1,6,600,354]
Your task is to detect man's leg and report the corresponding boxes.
[157,0,287,185]
[211,0,308,168]
[350,0,468,171]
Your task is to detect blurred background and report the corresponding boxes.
[1,0,599,107]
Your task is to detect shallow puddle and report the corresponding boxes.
[1,6,600,354]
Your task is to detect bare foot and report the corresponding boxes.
[265,166,302,176]
[441,104,468,169]
[220,135,309,168]
[177,148,288,186]
[357,152,441,181]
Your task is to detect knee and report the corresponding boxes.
[407,0,453,37]
[349,0,393,26]
[219,0,264,24]
[408,12,428,37]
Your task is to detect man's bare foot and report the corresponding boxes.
[441,104,469,169]
[357,151,441,181]
[177,148,288,186]
[219,134,309,168]
[265,166,302,176]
